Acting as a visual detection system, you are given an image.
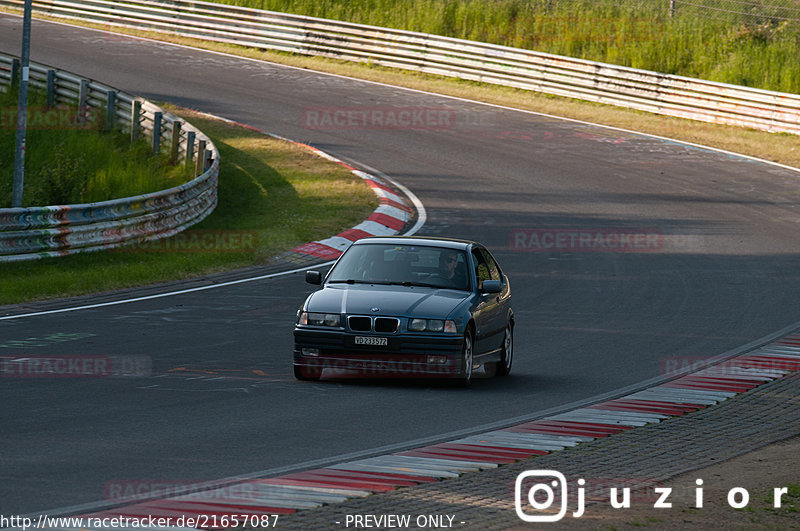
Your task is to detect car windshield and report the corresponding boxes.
[327,243,471,291]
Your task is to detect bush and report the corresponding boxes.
[30,143,87,206]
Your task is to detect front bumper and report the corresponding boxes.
[293,327,463,378]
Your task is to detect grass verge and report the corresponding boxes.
[0,107,378,305]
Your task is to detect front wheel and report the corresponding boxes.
[486,324,513,377]
[495,324,513,377]
[454,330,474,386]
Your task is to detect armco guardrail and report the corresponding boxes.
[1,0,798,134]
[0,51,218,262]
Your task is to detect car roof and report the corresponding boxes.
[351,236,475,251]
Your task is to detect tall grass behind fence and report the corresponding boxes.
[0,87,191,207]
[216,0,800,93]
[0,52,219,261]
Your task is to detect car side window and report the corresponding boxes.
[479,248,502,282]
[471,248,491,284]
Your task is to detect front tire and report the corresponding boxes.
[455,330,474,386]
[495,324,513,377]
[486,324,513,377]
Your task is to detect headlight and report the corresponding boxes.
[299,312,341,327]
[409,318,457,333]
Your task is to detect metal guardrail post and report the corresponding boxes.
[170,120,182,163]
[204,149,212,172]
[152,111,163,155]
[131,100,141,143]
[78,78,89,124]
[46,69,55,107]
[185,130,196,169]
[105,90,117,131]
[195,139,206,177]
[10,58,19,89]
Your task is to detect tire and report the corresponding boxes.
[454,329,474,386]
[495,324,513,377]
[294,364,320,381]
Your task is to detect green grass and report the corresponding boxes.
[0,88,192,207]
[764,483,800,515]
[0,107,378,304]
[212,0,800,94]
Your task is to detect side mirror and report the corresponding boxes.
[305,270,322,285]
[482,280,502,293]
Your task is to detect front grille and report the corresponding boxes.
[374,317,399,333]
[348,316,372,332]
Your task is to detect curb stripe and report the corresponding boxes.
[290,242,342,260]
[366,212,407,231]
[336,229,373,242]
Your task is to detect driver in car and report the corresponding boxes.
[432,250,463,288]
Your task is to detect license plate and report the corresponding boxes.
[355,336,388,346]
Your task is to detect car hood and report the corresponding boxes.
[306,284,470,318]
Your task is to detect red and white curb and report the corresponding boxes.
[63,333,800,527]
[189,111,418,262]
[289,162,414,260]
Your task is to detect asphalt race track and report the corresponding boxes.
[2,14,800,515]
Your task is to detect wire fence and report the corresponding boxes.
[668,0,800,24]
[526,0,800,24]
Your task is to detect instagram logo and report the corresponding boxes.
[515,470,572,522]
[515,470,792,521]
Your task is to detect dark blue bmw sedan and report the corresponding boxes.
[293,236,513,384]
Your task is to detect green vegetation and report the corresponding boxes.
[214,0,800,93]
[765,483,800,514]
[0,88,191,207]
[0,107,378,304]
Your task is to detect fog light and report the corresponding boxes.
[302,348,320,356]
[427,355,448,364]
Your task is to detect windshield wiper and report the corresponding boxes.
[399,281,441,288]
[328,279,393,285]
